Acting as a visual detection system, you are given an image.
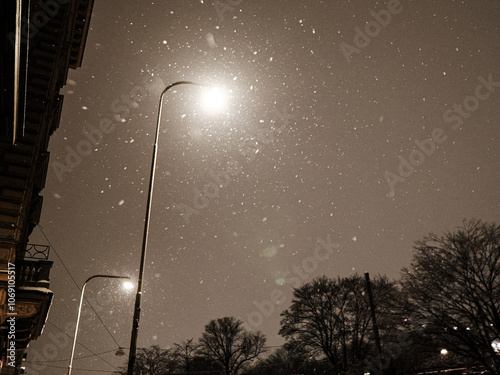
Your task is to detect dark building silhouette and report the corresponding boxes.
[0,1,94,373]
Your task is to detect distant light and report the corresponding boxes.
[200,86,228,113]
[441,349,448,355]
[492,339,500,353]
[123,281,134,290]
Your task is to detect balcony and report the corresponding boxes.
[18,244,52,288]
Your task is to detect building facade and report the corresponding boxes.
[0,0,94,373]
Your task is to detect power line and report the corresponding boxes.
[23,362,119,373]
[38,225,123,348]
[27,347,120,363]
[45,320,119,371]
[36,226,126,365]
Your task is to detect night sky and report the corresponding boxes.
[26,0,499,373]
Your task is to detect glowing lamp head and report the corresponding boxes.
[200,86,228,113]
[123,280,134,291]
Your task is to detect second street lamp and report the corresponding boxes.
[67,274,132,375]
[127,81,227,375]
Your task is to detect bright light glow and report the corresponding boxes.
[492,339,500,353]
[440,349,448,355]
[200,86,228,113]
[123,281,134,290]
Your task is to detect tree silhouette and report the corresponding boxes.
[279,275,397,375]
[400,219,500,373]
[172,338,198,373]
[113,345,173,375]
[197,316,266,375]
[246,345,329,375]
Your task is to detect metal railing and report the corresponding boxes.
[24,243,50,259]
[18,259,52,285]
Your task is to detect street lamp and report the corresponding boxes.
[200,86,228,113]
[127,81,227,375]
[67,274,132,375]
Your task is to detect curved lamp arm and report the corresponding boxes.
[67,275,131,375]
[127,80,206,375]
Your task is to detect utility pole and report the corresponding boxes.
[365,272,384,375]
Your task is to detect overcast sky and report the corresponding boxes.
[26,0,499,373]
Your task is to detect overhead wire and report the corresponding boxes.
[44,320,119,371]
[38,225,123,347]
[27,346,120,364]
[26,341,333,375]
[23,363,119,373]
[36,225,126,368]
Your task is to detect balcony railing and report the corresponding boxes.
[7,244,53,287]
[17,259,53,287]
[24,243,50,259]
[17,259,52,286]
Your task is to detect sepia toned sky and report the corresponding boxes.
[27,0,499,373]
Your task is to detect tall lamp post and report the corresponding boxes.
[67,274,132,375]
[127,81,213,375]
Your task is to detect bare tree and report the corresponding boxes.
[197,316,266,375]
[279,275,397,375]
[172,338,198,373]
[113,345,173,375]
[246,345,329,375]
[400,219,500,373]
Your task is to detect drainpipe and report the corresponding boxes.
[13,0,29,144]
